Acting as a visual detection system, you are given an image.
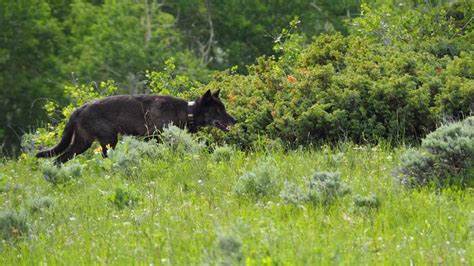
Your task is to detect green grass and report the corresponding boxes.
[0,142,473,265]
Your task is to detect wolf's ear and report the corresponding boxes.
[212,89,221,98]
[202,89,212,102]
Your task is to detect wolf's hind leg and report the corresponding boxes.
[54,135,93,165]
[98,133,118,158]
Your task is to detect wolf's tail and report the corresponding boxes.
[36,111,78,158]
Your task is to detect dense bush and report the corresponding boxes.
[395,116,474,187]
[188,2,473,148]
[201,31,472,147]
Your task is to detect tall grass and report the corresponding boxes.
[0,141,472,264]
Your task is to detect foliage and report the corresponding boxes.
[27,196,55,214]
[351,1,473,53]
[214,234,243,265]
[106,138,157,177]
[158,124,205,155]
[201,2,473,147]
[211,145,235,162]
[353,193,380,209]
[234,158,279,198]
[146,58,202,95]
[0,1,65,153]
[90,126,203,177]
[65,0,209,92]
[109,186,142,210]
[396,116,474,187]
[166,0,360,70]
[41,161,83,184]
[281,171,351,206]
[0,209,29,241]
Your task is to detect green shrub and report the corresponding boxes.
[211,145,235,162]
[194,3,473,148]
[280,181,307,205]
[353,193,380,209]
[0,209,29,241]
[109,186,141,210]
[106,136,160,176]
[27,196,55,214]
[396,149,435,187]
[281,171,351,206]
[396,116,474,187]
[216,234,243,264]
[92,127,203,177]
[158,124,205,155]
[42,161,83,184]
[234,158,279,198]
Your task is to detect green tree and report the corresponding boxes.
[0,0,65,153]
[65,0,209,93]
[165,0,361,71]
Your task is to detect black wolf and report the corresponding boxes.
[36,89,236,164]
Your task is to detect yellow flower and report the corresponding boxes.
[93,146,103,154]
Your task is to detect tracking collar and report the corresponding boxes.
[187,101,197,133]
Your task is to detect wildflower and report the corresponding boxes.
[93,144,111,154]
[94,146,103,154]
[287,74,297,83]
[228,94,237,103]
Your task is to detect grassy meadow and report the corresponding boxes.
[1,136,473,265]
[1,1,472,264]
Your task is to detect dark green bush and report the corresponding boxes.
[396,116,474,187]
[199,31,472,148]
[181,3,473,148]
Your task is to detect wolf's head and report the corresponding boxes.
[195,89,237,132]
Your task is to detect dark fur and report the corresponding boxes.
[36,90,236,164]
